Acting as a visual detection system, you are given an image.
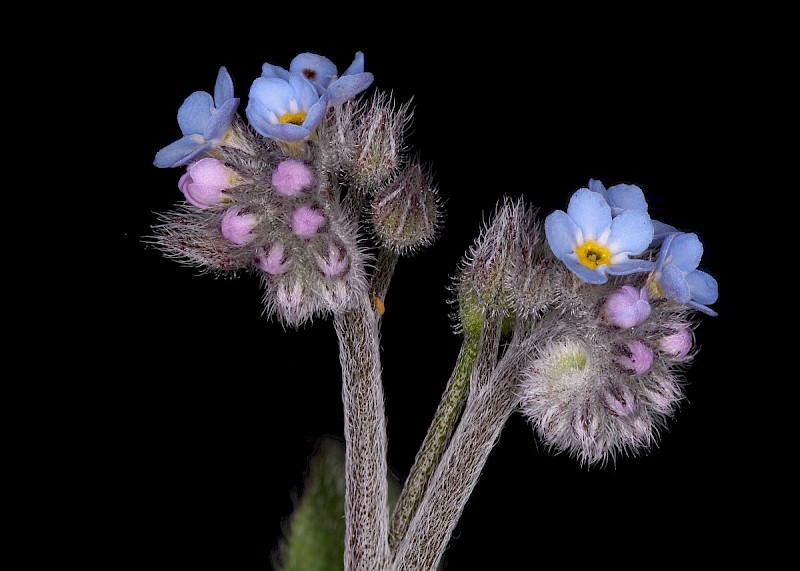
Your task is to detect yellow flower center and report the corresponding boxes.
[279,111,308,126]
[576,240,612,269]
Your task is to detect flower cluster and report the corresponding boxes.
[544,180,718,315]
[510,180,718,466]
[151,52,439,326]
[151,51,721,570]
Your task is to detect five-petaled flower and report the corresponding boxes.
[650,232,718,316]
[545,188,655,284]
[246,73,330,143]
[154,67,240,168]
[261,52,374,106]
[588,179,677,244]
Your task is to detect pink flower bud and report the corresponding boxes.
[271,159,314,197]
[658,326,693,359]
[604,285,651,329]
[221,206,259,245]
[255,243,291,275]
[290,205,327,238]
[644,377,682,414]
[315,241,349,278]
[179,158,236,209]
[602,383,638,417]
[616,340,654,375]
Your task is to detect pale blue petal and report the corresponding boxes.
[669,233,703,272]
[342,51,365,76]
[607,184,648,212]
[686,300,718,317]
[563,255,608,284]
[153,136,209,168]
[544,210,579,259]
[252,121,311,142]
[654,233,677,272]
[245,101,275,136]
[328,73,374,105]
[248,77,294,116]
[652,221,679,244]
[589,178,613,206]
[287,72,320,110]
[659,265,691,304]
[204,97,239,142]
[303,93,330,131]
[588,178,608,197]
[606,258,656,276]
[566,188,612,241]
[261,63,291,81]
[178,91,213,135]
[686,270,718,305]
[607,210,653,255]
[290,53,337,90]
[214,66,234,107]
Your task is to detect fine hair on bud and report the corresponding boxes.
[451,197,530,326]
[345,90,413,192]
[518,271,700,467]
[150,116,370,329]
[369,160,442,255]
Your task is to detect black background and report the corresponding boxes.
[110,16,760,569]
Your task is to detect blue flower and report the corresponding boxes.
[588,179,678,243]
[545,188,655,284]
[651,232,718,316]
[154,67,240,168]
[261,52,374,106]
[245,73,330,143]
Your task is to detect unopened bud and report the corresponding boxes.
[658,326,693,359]
[456,198,527,314]
[603,285,651,329]
[371,162,440,254]
[256,242,291,276]
[601,383,639,417]
[315,240,350,278]
[350,92,411,190]
[290,205,327,238]
[272,159,314,197]
[179,157,237,209]
[616,340,654,375]
[221,206,259,245]
[275,278,308,325]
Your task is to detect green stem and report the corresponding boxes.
[388,333,480,551]
[390,327,535,571]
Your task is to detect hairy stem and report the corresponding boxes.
[391,327,539,571]
[388,334,480,550]
[470,314,503,395]
[334,296,391,571]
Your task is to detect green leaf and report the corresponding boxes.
[278,437,400,571]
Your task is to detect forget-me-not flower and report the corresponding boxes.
[545,188,655,284]
[154,67,240,168]
[261,52,374,106]
[246,73,330,143]
[588,179,678,243]
[651,232,718,316]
